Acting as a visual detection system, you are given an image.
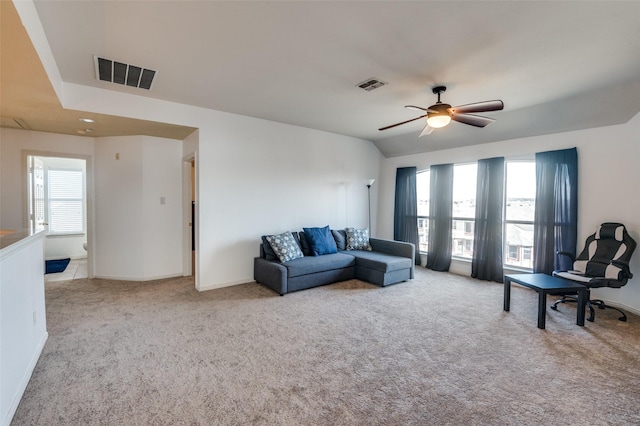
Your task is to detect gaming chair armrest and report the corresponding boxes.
[611,259,633,279]
[557,251,576,263]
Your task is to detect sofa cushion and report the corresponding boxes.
[285,252,355,278]
[296,232,312,256]
[261,236,278,260]
[265,231,304,263]
[345,227,372,251]
[349,250,412,273]
[303,225,338,256]
[331,229,347,251]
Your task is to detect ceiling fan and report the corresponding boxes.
[379,86,504,137]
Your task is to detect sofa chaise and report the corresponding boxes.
[254,227,415,295]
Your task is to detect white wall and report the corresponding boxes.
[194,118,382,290]
[44,235,85,260]
[379,112,640,314]
[142,137,183,279]
[35,85,382,291]
[94,136,183,280]
[94,136,144,279]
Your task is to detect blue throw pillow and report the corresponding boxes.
[303,225,338,256]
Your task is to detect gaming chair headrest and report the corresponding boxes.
[595,223,625,242]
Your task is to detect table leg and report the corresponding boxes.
[576,290,586,326]
[538,290,547,329]
[503,278,511,311]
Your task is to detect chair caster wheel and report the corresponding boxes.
[619,317,627,322]
[550,305,558,311]
[598,305,606,310]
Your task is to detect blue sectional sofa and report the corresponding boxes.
[254,229,415,295]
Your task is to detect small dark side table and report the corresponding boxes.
[504,273,588,329]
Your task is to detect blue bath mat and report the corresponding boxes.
[45,258,70,274]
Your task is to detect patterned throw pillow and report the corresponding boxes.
[265,231,304,263]
[345,227,372,251]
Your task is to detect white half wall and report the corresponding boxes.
[1,231,47,426]
[379,112,640,314]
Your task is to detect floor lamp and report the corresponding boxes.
[365,179,375,233]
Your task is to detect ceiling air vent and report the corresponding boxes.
[356,78,387,92]
[94,56,156,90]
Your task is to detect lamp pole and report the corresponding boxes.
[365,179,375,233]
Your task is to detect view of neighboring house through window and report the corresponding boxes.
[504,161,535,269]
[452,163,477,259]
[415,159,535,270]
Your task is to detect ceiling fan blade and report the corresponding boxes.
[419,123,434,137]
[451,113,496,128]
[449,100,504,114]
[406,105,439,113]
[378,114,427,131]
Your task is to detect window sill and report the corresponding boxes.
[46,232,86,238]
[420,251,533,272]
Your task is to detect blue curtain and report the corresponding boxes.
[426,164,453,271]
[472,157,505,282]
[533,148,578,274]
[394,167,421,264]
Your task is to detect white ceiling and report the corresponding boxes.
[31,0,640,157]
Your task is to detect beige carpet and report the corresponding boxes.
[12,269,640,425]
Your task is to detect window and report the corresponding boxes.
[452,164,477,259]
[47,168,85,234]
[416,170,430,253]
[504,161,535,269]
[415,159,535,270]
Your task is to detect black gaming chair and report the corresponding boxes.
[551,222,636,322]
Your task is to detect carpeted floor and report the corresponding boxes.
[12,268,640,425]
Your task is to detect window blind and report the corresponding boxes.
[48,169,85,233]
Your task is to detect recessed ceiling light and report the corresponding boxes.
[77,128,94,134]
[79,118,95,123]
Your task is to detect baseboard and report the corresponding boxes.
[92,273,183,282]
[197,278,255,292]
[597,299,640,317]
[3,332,48,426]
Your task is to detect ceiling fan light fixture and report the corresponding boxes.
[426,102,452,128]
[426,113,451,129]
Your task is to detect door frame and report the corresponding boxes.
[23,150,93,278]
[182,152,198,285]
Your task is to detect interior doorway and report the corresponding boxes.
[182,154,197,279]
[26,152,92,280]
